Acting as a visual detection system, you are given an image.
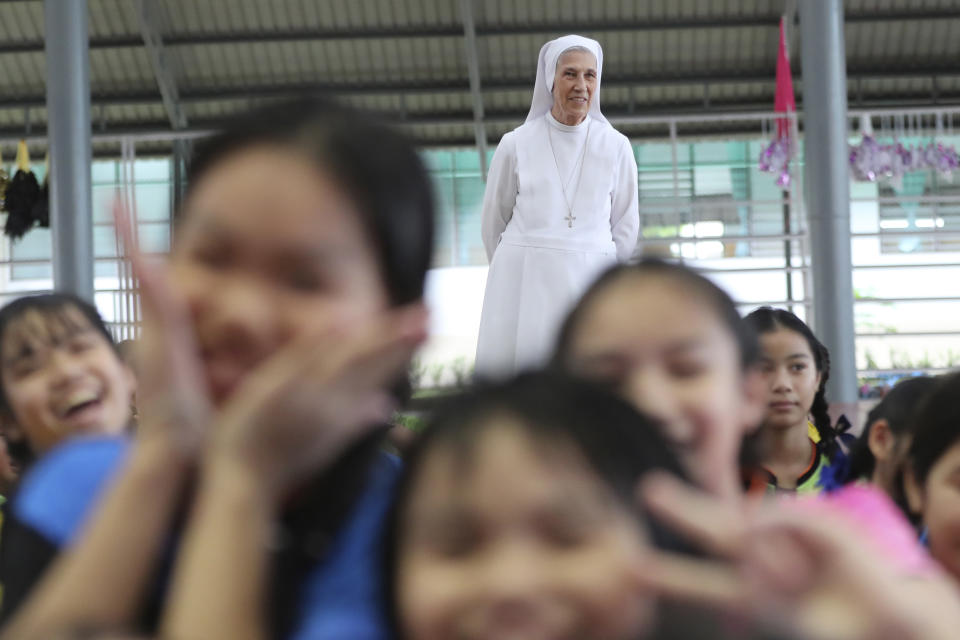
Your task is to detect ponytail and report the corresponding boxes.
[808,342,847,461]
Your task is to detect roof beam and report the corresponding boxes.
[135,0,186,129]
[0,62,952,109]
[0,8,956,55]
[8,94,960,151]
[9,94,960,142]
[459,0,488,176]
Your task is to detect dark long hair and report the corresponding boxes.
[551,259,762,473]
[744,307,845,460]
[907,371,960,490]
[844,376,936,484]
[186,96,435,308]
[554,259,759,370]
[381,371,690,638]
[183,99,436,637]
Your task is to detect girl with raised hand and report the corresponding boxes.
[0,96,433,640]
[385,372,872,640]
[634,472,960,640]
[744,307,851,493]
[552,258,765,500]
[550,260,956,637]
[384,371,692,640]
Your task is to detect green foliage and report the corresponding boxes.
[408,357,426,389]
[393,413,427,432]
[429,363,446,388]
[888,348,911,370]
[411,357,477,390]
[642,225,681,239]
[450,356,473,387]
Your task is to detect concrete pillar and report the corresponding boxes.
[799,0,858,405]
[45,0,94,300]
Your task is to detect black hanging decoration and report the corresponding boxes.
[33,172,49,228]
[3,140,41,240]
[4,173,40,240]
[0,166,7,212]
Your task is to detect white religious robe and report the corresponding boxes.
[475,112,640,377]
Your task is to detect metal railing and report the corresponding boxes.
[1,107,959,380]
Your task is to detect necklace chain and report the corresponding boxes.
[546,117,591,228]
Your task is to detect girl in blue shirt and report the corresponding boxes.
[1,96,434,640]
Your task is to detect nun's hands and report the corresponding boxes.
[206,305,427,505]
[114,200,212,458]
[633,474,960,640]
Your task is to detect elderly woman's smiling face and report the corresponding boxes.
[551,49,597,126]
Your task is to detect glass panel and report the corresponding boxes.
[138,222,171,253]
[636,142,689,168]
[690,141,749,166]
[422,150,453,172]
[92,185,120,223]
[454,175,485,266]
[431,175,455,268]
[95,260,119,279]
[91,161,118,184]
[94,225,119,258]
[133,184,171,223]
[10,228,52,280]
[131,158,171,182]
[453,150,482,172]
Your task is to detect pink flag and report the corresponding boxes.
[775,16,796,138]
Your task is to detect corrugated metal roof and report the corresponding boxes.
[0,2,43,42]
[88,0,139,38]
[0,0,954,150]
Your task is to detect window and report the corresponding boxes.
[1,157,174,339]
[423,149,491,268]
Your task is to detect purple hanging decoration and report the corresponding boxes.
[758,137,794,189]
[933,142,959,180]
[848,136,960,184]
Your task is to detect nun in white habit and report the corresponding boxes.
[474,34,640,377]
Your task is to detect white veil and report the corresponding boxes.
[525,34,607,125]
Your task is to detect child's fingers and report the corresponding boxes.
[751,507,870,569]
[354,391,398,428]
[113,197,180,319]
[114,198,210,430]
[269,303,426,398]
[638,473,747,558]
[632,550,746,610]
[741,529,817,597]
[328,304,428,390]
[634,550,814,640]
[222,318,352,412]
[113,197,151,289]
[216,304,426,446]
[294,390,396,474]
[112,196,137,258]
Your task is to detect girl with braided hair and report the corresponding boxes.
[744,307,851,493]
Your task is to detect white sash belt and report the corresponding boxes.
[498,232,616,255]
